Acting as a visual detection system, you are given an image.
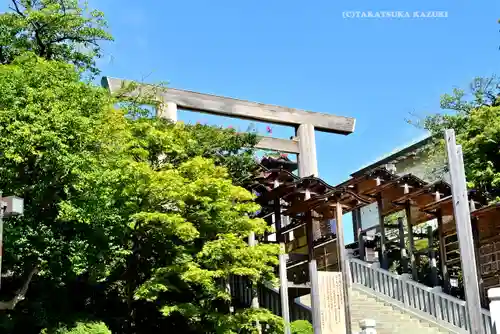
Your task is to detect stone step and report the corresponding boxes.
[349,287,449,334]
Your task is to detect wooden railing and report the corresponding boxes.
[229,275,311,322]
[230,258,494,333]
[349,257,493,334]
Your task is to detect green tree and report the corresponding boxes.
[0,53,130,332]
[42,321,112,334]
[0,2,284,332]
[93,112,282,333]
[0,54,282,333]
[409,77,500,201]
[290,320,313,334]
[0,0,113,76]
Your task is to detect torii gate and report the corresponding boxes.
[102,76,356,334]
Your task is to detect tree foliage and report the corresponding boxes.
[0,53,127,331]
[0,0,113,76]
[0,54,283,333]
[290,320,313,334]
[0,1,289,332]
[42,321,112,334]
[409,77,500,201]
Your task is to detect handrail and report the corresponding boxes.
[349,257,493,334]
[230,259,493,333]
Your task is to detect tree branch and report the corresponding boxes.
[10,0,48,57]
[0,267,38,310]
[49,35,100,46]
[9,0,26,17]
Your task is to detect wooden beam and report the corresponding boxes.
[102,77,356,135]
[405,203,418,280]
[304,190,321,334]
[376,195,388,269]
[427,226,438,287]
[397,217,408,271]
[255,136,299,153]
[274,187,291,334]
[437,210,450,293]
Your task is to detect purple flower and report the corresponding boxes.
[228,125,233,129]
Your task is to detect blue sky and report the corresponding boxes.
[6,0,500,242]
[91,0,498,242]
[90,0,499,179]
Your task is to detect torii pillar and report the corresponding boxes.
[102,76,356,334]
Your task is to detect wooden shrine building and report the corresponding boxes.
[336,164,500,307]
[253,156,500,312]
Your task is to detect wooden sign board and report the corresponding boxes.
[318,271,346,334]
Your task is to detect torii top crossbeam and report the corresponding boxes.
[102,77,356,178]
[102,77,356,134]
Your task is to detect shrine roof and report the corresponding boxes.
[420,190,488,215]
[420,195,453,214]
[274,177,335,207]
[282,188,371,218]
[362,173,428,198]
[335,167,396,190]
[253,168,298,185]
[260,155,298,173]
[471,202,500,218]
[252,170,334,203]
[392,180,452,205]
[293,176,335,193]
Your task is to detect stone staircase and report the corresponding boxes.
[350,288,451,334]
[231,256,495,332]
[298,288,451,334]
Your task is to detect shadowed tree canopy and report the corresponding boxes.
[0,0,113,76]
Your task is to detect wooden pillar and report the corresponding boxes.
[336,202,353,334]
[274,199,291,334]
[306,210,321,334]
[297,123,321,333]
[248,232,261,333]
[445,130,482,334]
[358,229,366,261]
[470,195,486,306]
[427,226,439,287]
[296,124,318,177]
[405,203,418,280]
[437,210,450,293]
[376,196,388,270]
[157,101,178,122]
[323,246,328,269]
[397,217,408,273]
[471,217,486,307]
[353,208,362,242]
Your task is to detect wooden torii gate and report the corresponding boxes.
[102,76,356,334]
